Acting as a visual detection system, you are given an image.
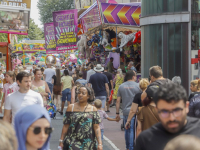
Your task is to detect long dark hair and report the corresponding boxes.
[56,69,61,85]
[64,70,69,76]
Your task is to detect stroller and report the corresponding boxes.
[46,93,56,119]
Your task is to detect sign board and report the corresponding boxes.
[0,0,31,9]
[44,22,57,54]
[0,0,31,35]
[80,4,101,33]
[101,3,141,26]
[53,9,78,53]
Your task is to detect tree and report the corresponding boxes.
[27,19,44,40]
[0,19,44,42]
[37,0,74,25]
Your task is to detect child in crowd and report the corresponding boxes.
[0,69,4,101]
[94,99,120,141]
[0,71,19,113]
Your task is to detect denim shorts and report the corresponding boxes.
[62,88,71,102]
[95,96,106,108]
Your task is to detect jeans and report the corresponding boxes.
[101,129,104,141]
[62,88,71,102]
[95,96,106,108]
[123,115,135,150]
[47,82,53,94]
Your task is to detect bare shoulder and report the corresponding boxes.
[66,104,73,112]
[92,105,97,111]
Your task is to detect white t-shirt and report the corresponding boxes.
[44,68,56,83]
[4,89,44,125]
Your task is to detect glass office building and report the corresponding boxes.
[141,0,192,91]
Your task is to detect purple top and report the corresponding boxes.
[98,110,108,129]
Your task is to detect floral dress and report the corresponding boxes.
[113,74,124,99]
[63,111,101,150]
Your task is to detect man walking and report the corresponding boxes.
[86,64,95,82]
[3,72,43,125]
[107,57,116,73]
[135,83,200,150]
[103,67,113,112]
[127,61,137,73]
[116,70,141,150]
[141,66,172,101]
[88,64,109,110]
[44,64,56,94]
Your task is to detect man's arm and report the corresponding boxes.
[125,103,138,129]
[116,96,121,120]
[3,109,11,123]
[105,83,109,98]
[110,80,113,90]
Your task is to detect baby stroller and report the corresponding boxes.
[46,93,57,119]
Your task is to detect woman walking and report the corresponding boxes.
[0,71,19,113]
[59,86,102,150]
[111,69,124,107]
[14,104,53,150]
[31,68,50,107]
[52,67,62,112]
[60,70,74,115]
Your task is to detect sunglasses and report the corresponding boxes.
[29,126,54,135]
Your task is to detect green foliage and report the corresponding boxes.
[27,18,44,40]
[0,19,44,42]
[37,0,74,25]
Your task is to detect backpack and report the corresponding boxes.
[188,94,200,118]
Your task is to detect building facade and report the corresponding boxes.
[140,0,190,91]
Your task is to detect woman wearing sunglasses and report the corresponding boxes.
[59,86,102,150]
[14,104,53,150]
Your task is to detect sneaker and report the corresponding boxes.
[105,110,110,112]
[59,112,63,115]
[110,104,116,107]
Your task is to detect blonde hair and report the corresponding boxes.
[164,135,200,150]
[94,99,102,108]
[190,80,199,90]
[139,78,150,91]
[0,120,18,150]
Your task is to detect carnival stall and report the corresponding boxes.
[77,1,141,72]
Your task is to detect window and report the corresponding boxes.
[143,23,188,90]
[141,0,188,17]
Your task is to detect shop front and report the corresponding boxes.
[140,0,190,92]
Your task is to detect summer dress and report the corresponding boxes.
[31,84,47,106]
[63,104,101,150]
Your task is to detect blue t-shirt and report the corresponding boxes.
[76,79,88,86]
[89,73,109,97]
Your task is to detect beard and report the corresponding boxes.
[162,115,187,133]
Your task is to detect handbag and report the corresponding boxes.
[108,90,114,104]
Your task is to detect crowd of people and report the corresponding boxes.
[1,58,200,150]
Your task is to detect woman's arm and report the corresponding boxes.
[125,103,138,129]
[71,86,76,104]
[136,120,142,138]
[60,82,63,95]
[0,94,5,113]
[71,79,74,87]
[44,82,51,95]
[93,124,102,150]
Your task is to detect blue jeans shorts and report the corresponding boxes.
[95,96,106,108]
[62,88,71,102]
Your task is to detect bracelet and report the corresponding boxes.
[116,113,119,114]
[98,144,102,146]
[59,139,63,142]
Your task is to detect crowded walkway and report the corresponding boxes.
[1,62,200,150]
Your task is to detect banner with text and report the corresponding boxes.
[44,22,57,54]
[80,3,101,33]
[53,9,78,53]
